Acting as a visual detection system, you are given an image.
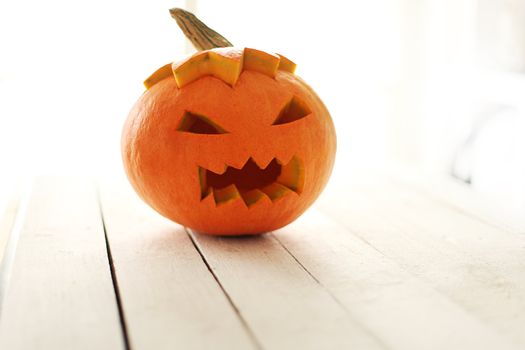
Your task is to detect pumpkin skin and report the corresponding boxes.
[122,47,336,235]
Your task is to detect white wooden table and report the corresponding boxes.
[0,172,524,350]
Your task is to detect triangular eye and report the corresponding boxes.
[177,111,228,134]
[272,95,311,125]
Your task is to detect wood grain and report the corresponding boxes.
[189,229,386,350]
[274,210,522,350]
[99,181,256,350]
[0,177,124,350]
[319,177,525,348]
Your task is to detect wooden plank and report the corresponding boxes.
[318,177,525,348]
[0,177,124,350]
[99,181,256,350]
[189,229,386,350]
[0,180,26,313]
[0,184,21,270]
[390,171,525,234]
[273,210,521,350]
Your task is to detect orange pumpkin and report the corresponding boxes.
[122,10,336,235]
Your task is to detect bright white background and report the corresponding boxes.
[1,0,524,208]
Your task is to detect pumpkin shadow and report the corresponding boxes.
[187,227,330,286]
[187,229,272,255]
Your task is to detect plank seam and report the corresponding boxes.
[271,233,391,350]
[270,233,319,284]
[185,228,264,350]
[320,207,525,347]
[98,192,132,350]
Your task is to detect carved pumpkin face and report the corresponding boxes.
[122,48,336,235]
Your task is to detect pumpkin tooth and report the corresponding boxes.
[275,149,296,167]
[213,184,241,205]
[227,157,251,170]
[201,187,213,201]
[199,189,216,207]
[252,156,275,170]
[239,189,270,207]
[205,163,228,175]
[276,156,304,194]
[260,183,293,201]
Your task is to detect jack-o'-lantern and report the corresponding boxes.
[122,9,336,235]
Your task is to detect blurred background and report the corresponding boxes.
[1,0,524,209]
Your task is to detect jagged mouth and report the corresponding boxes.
[199,156,304,206]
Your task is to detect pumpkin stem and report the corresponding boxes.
[169,8,233,50]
